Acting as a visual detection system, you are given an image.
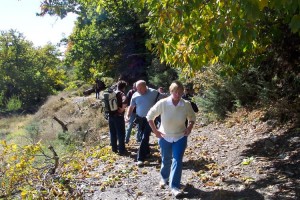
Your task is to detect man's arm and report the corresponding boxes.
[184,120,195,136]
[125,105,135,122]
[117,92,127,113]
[118,102,127,113]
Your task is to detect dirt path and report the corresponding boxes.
[83,115,299,200]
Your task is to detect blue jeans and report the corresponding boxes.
[137,117,151,161]
[125,112,136,143]
[158,136,187,189]
[108,115,126,153]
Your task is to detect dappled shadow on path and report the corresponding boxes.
[180,184,264,200]
[125,144,161,166]
[183,158,211,172]
[241,126,300,199]
[181,159,264,199]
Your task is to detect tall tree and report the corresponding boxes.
[0,30,65,111]
[40,0,152,84]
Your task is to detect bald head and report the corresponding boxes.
[136,80,147,95]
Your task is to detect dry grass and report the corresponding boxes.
[226,108,265,123]
[0,114,33,145]
[225,97,300,129]
[31,91,109,146]
[1,90,109,149]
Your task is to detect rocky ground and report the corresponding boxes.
[82,109,300,200]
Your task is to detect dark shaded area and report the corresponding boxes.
[183,158,212,172]
[241,124,300,200]
[181,184,264,200]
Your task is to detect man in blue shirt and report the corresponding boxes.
[126,80,160,166]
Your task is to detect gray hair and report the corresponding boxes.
[136,80,146,87]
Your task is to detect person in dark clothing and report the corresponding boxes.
[125,80,162,166]
[108,80,128,155]
[182,86,198,127]
[125,82,139,143]
[155,86,169,128]
[182,87,198,112]
[95,78,105,99]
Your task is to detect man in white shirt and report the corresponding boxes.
[146,81,196,197]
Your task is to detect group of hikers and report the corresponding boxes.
[95,79,198,197]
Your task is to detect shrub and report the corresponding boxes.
[58,131,73,145]
[147,58,178,89]
[0,91,4,107]
[198,85,234,119]
[64,80,86,91]
[25,122,41,143]
[6,96,22,112]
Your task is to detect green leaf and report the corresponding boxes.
[241,156,254,165]
[289,14,300,33]
[258,0,268,10]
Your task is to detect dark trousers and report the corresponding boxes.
[137,117,152,161]
[108,115,126,153]
[95,89,100,99]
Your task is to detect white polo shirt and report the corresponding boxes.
[146,96,196,142]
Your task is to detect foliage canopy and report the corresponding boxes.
[39,0,300,73]
[129,0,300,74]
[38,0,300,118]
[0,30,65,111]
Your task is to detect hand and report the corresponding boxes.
[183,127,192,136]
[125,115,130,123]
[154,130,164,138]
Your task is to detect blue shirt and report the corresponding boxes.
[130,88,159,117]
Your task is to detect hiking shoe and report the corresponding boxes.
[118,150,129,156]
[137,161,144,167]
[159,179,168,189]
[112,149,118,153]
[171,187,182,198]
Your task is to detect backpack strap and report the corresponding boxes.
[154,91,160,104]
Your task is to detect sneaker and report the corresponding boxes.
[171,187,182,197]
[137,161,144,167]
[159,179,168,189]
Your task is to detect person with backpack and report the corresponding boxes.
[108,80,128,155]
[146,81,196,197]
[125,80,161,166]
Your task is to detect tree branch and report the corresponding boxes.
[48,145,59,175]
[53,116,68,132]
